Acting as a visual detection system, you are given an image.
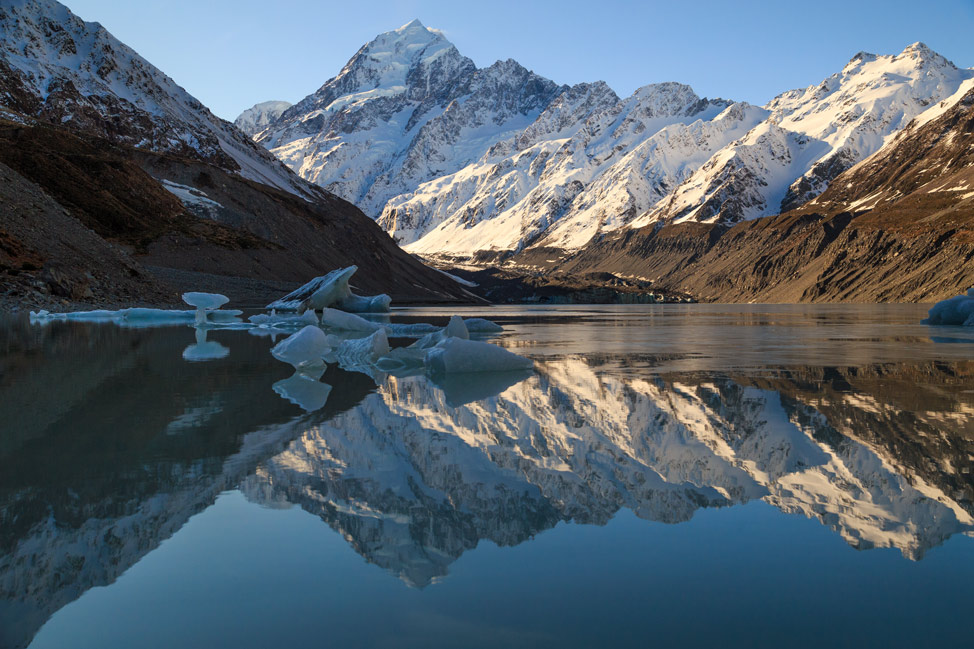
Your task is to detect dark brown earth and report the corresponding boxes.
[506,89,974,304]
[0,118,479,311]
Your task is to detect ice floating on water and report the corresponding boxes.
[273,372,332,412]
[339,292,392,313]
[320,308,385,332]
[267,267,356,312]
[182,328,229,361]
[266,266,391,314]
[425,337,533,374]
[249,310,319,328]
[333,328,390,367]
[923,288,974,326]
[270,325,331,370]
[182,292,230,325]
[463,318,504,333]
[29,307,242,327]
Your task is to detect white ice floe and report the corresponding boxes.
[182,292,230,325]
[463,317,504,333]
[270,325,332,370]
[267,267,356,312]
[923,288,974,326]
[249,310,319,328]
[338,293,392,313]
[320,308,386,332]
[333,329,391,367]
[425,337,533,374]
[266,266,392,314]
[29,307,241,327]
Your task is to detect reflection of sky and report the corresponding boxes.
[29,492,974,649]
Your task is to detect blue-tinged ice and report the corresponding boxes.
[270,325,331,371]
[463,317,504,333]
[273,371,332,412]
[922,288,974,326]
[339,292,392,313]
[320,307,386,332]
[425,337,533,374]
[266,267,356,312]
[182,292,230,325]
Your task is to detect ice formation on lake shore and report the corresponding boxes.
[182,292,230,325]
[923,289,974,326]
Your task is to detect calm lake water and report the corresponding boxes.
[2,304,974,649]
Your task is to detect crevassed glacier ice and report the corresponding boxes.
[270,325,331,370]
[923,289,974,326]
[424,337,533,374]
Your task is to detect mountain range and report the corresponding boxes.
[241,21,974,292]
[0,1,474,309]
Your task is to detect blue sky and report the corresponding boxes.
[64,0,974,121]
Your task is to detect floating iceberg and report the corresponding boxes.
[333,328,390,367]
[29,307,242,328]
[463,318,504,334]
[182,292,230,325]
[923,289,974,326]
[338,293,392,313]
[320,308,386,332]
[266,266,391,314]
[273,372,333,412]
[266,267,356,312]
[249,310,319,328]
[425,337,533,375]
[182,328,230,361]
[270,325,331,370]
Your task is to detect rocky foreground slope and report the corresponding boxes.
[0,0,473,308]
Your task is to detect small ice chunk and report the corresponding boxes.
[334,328,390,366]
[249,311,319,328]
[267,266,356,312]
[922,289,974,325]
[444,315,469,339]
[273,373,332,412]
[182,292,230,325]
[270,325,330,370]
[424,337,533,374]
[320,308,385,332]
[339,292,392,313]
[463,318,504,333]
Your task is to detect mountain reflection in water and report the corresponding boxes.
[1,305,973,649]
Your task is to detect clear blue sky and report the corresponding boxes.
[64,0,974,121]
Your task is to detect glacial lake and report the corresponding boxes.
[2,304,974,649]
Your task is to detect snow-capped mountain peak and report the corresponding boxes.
[0,0,316,198]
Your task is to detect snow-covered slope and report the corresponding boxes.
[635,43,974,227]
[253,20,565,216]
[384,92,765,256]
[233,100,292,137]
[0,0,315,198]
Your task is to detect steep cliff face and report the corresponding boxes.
[533,84,974,303]
[256,20,565,217]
